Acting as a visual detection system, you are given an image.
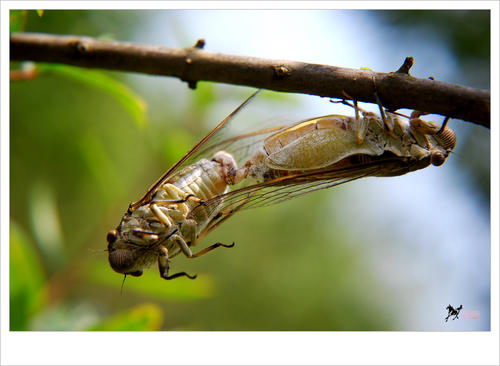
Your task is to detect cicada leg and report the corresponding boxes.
[171,233,194,257]
[154,214,233,260]
[190,242,235,258]
[352,99,370,145]
[174,218,235,259]
[150,203,175,230]
[154,194,202,205]
[370,76,402,139]
[409,111,439,149]
[373,90,397,137]
[343,98,366,144]
[159,227,234,262]
[197,211,233,241]
[331,95,369,144]
[158,245,197,280]
[150,202,195,257]
[197,195,251,241]
[154,184,205,214]
[185,195,253,258]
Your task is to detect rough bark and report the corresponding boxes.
[10,32,490,128]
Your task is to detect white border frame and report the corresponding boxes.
[2,2,498,365]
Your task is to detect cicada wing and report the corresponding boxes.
[189,158,389,232]
[185,93,309,169]
[131,89,262,208]
[191,155,415,239]
[193,124,287,167]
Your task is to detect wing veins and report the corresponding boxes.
[131,89,261,209]
[189,159,389,221]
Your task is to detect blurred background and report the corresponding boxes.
[9,9,490,331]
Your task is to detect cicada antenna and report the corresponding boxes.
[88,248,108,254]
[120,274,127,295]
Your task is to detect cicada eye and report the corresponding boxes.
[108,248,136,274]
[431,152,446,166]
[435,127,457,152]
[107,230,118,244]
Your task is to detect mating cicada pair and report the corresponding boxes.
[106,90,456,281]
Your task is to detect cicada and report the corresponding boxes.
[106,90,456,281]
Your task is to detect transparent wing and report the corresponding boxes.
[131,89,271,208]
[131,90,307,209]
[191,124,287,167]
[189,155,411,237]
[185,96,303,167]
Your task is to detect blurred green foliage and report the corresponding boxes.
[9,10,488,331]
[377,10,490,64]
[36,63,148,128]
[10,10,27,32]
[88,303,163,331]
[10,222,47,330]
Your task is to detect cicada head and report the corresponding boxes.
[430,151,446,167]
[106,229,149,277]
[106,204,164,276]
[410,115,456,167]
[429,124,456,166]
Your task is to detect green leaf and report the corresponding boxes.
[36,10,44,17]
[29,182,66,272]
[37,63,148,128]
[258,89,299,103]
[161,127,194,165]
[10,221,47,330]
[88,303,163,331]
[78,133,125,202]
[192,82,216,110]
[10,10,27,32]
[29,302,100,331]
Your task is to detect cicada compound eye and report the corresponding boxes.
[107,230,118,245]
[108,248,136,274]
[435,127,457,152]
[431,152,446,167]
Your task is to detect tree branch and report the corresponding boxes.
[10,32,490,128]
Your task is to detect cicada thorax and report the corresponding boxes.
[107,151,238,275]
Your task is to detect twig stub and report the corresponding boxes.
[194,39,205,49]
[395,56,414,75]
